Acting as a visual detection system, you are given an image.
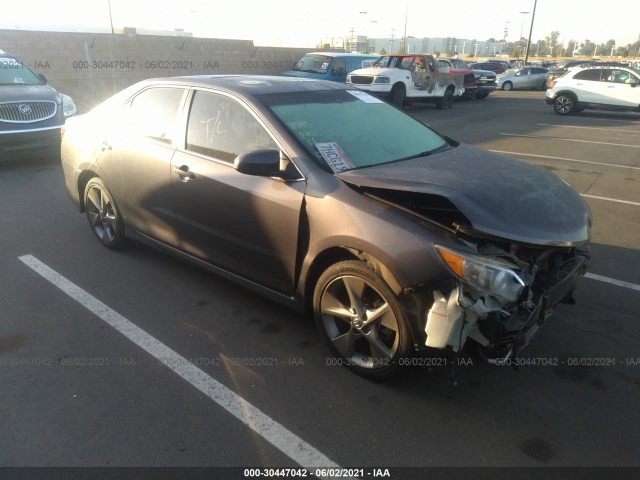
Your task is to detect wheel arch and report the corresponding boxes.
[77,169,101,213]
[553,90,579,101]
[391,81,406,93]
[302,246,405,315]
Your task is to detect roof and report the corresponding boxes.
[306,52,379,58]
[144,74,350,96]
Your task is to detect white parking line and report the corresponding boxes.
[500,133,640,148]
[585,273,640,293]
[17,254,339,470]
[537,124,640,134]
[581,194,640,207]
[489,150,640,171]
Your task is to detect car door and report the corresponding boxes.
[514,68,531,88]
[99,86,186,247]
[170,89,305,295]
[601,69,640,108]
[329,57,347,82]
[570,69,604,104]
[531,68,548,88]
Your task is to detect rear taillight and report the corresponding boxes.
[550,80,557,89]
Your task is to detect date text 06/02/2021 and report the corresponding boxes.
[243,467,391,478]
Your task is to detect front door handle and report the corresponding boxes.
[173,165,195,180]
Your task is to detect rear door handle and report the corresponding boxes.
[173,165,195,180]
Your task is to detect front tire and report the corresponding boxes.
[553,94,577,115]
[502,81,513,91]
[313,260,411,380]
[84,177,126,249]
[390,84,405,107]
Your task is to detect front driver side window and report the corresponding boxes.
[186,90,277,163]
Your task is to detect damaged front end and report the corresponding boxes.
[427,241,589,361]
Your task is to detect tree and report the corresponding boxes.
[545,31,560,56]
[565,39,577,57]
[602,39,616,56]
[379,47,387,55]
[578,40,596,56]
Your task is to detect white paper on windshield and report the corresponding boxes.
[315,142,355,173]
[11,77,25,84]
[347,90,383,104]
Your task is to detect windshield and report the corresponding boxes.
[259,89,448,172]
[373,56,414,69]
[293,54,333,73]
[449,59,468,68]
[0,57,43,85]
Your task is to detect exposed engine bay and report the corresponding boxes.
[357,186,590,359]
[426,240,589,360]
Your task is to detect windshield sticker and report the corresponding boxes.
[347,90,384,104]
[316,142,355,173]
[321,62,330,70]
[11,77,25,84]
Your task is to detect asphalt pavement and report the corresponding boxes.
[1,90,638,479]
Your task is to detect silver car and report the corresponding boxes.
[497,67,549,91]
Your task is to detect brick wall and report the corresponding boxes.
[1,29,312,112]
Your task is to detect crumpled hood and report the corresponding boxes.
[337,144,590,246]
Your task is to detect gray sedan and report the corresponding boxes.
[60,75,589,380]
[497,66,549,90]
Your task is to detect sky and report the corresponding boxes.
[1,0,638,48]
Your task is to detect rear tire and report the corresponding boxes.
[436,87,454,109]
[553,94,577,115]
[83,177,126,249]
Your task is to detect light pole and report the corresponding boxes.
[523,0,537,66]
[107,0,115,34]
[502,20,510,54]
[517,11,530,59]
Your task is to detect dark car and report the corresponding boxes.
[470,62,506,75]
[544,60,591,88]
[61,75,590,380]
[439,58,497,99]
[1,50,76,161]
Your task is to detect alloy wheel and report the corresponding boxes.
[85,183,118,243]
[320,274,400,369]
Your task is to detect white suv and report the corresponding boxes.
[545,63,640,115]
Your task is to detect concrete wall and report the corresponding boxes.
[1,29,313,112]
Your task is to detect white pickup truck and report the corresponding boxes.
[346,54,465,108]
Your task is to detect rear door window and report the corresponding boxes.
[573,69,602,81]
[129,87,185,144]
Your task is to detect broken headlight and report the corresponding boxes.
[434,245,526,303]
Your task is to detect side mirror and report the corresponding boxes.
[38,73,48,84]
[234,149,285,178]
[626,77,638,87]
